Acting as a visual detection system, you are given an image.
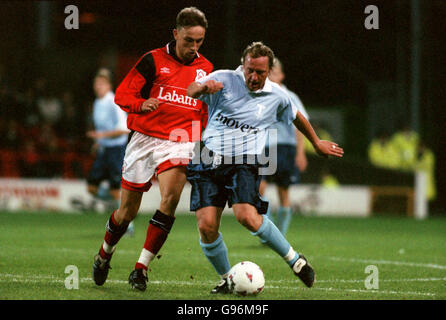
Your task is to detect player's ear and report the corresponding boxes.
[173,28,178,40]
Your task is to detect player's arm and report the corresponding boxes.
[115,52,159,113]
[187,80,224,98]
[87,107,130,139]
[293,111,344,158]
[296,130,308,171]
[87,129,130,139]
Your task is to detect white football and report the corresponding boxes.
[227,261,265,296]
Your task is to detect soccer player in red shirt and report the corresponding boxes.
[92,7,213,292]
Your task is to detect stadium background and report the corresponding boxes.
[0,0,445,215]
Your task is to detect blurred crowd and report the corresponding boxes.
[368,126,436,201]
[0,67,93,178]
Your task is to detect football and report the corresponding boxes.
[227,261,265,296]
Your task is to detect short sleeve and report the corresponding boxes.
[277,95,297,125]
[195,72,223,108]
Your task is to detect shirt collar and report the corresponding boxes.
[98,91,114,101]
[235,65,272,93]
[166,40,199,65]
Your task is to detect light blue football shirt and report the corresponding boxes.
[93,91,128,147]
[197,66,298,156]
[265,84,309,147]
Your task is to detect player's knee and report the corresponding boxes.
[160,193,180,212]
[235,211,261,232]
[115,205,138,223]
[197,218,219,241]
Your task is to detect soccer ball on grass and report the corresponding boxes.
[227,261,265,296]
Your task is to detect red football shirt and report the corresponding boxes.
[115,41,213,142]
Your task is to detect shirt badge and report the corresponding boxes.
[195,69,207,81]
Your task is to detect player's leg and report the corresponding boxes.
[187,156,231,294]
[276,186,292,236]
[93,133,151,287]
[110,187,134,236]
[275,144,299,236]
[233,203,314,287]
[93,188,143,286]
[130,166,187,291]
[86,150,107,201]
[259,179,273,221]
[109,144,135,236]
[196,206,232,293]
[230,165,314,288]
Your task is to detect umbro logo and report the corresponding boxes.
[160,67,170,74]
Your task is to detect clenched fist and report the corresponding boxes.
[141,98,160,112]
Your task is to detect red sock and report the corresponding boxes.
[134,210,175,270]
[99,210,129,260]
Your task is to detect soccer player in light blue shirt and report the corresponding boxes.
[260,57,310,238]
[86,69,133,234]
[187,42,343,293]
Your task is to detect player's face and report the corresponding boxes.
[93,77,111,98]
[243,55,270,92]
[173,25,206,63]
[268,65,285,84]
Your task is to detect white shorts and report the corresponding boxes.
[121,131,196,192]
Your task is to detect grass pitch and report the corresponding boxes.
[0,211,445,300]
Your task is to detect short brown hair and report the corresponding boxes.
[94,68,112,84]
[176,7,208,29]
[241,42,275,69]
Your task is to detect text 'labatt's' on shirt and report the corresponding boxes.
[114,41,213,142]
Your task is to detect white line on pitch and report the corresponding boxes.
[41,248,446,272]
[0,273,441,297]
[327,256,446,270]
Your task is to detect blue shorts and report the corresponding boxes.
[186,150,269,214]
[87,144,126,190]
[262,144,300,188]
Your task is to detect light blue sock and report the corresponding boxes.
[277,207,292,236]
[97,185,112,201]
[260,199,273,244]
[251,215,299,266]
[200,233,231,277]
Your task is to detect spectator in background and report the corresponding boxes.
[259,57,309,238]
[86,69,132,231]
[0,83,20,121]
[2,119,23,150]
[22,87,41,128]
[321,167,339,189]
[368,130,400,169]
[56,89,84,143]
[36,83,63,125]
[390,124,419,171]
[415,140,436,202]
[19,140,42,177]
[38,122,63,177]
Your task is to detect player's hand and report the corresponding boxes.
[314,140,344,158]
[86,130,104,139]
[202,80,224,94]
[141,98,159,112]
[296,153,308,172]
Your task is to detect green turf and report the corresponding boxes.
[0,211,445,300]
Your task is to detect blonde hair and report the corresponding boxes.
[94,68,112,84]
[241,42,275,68]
